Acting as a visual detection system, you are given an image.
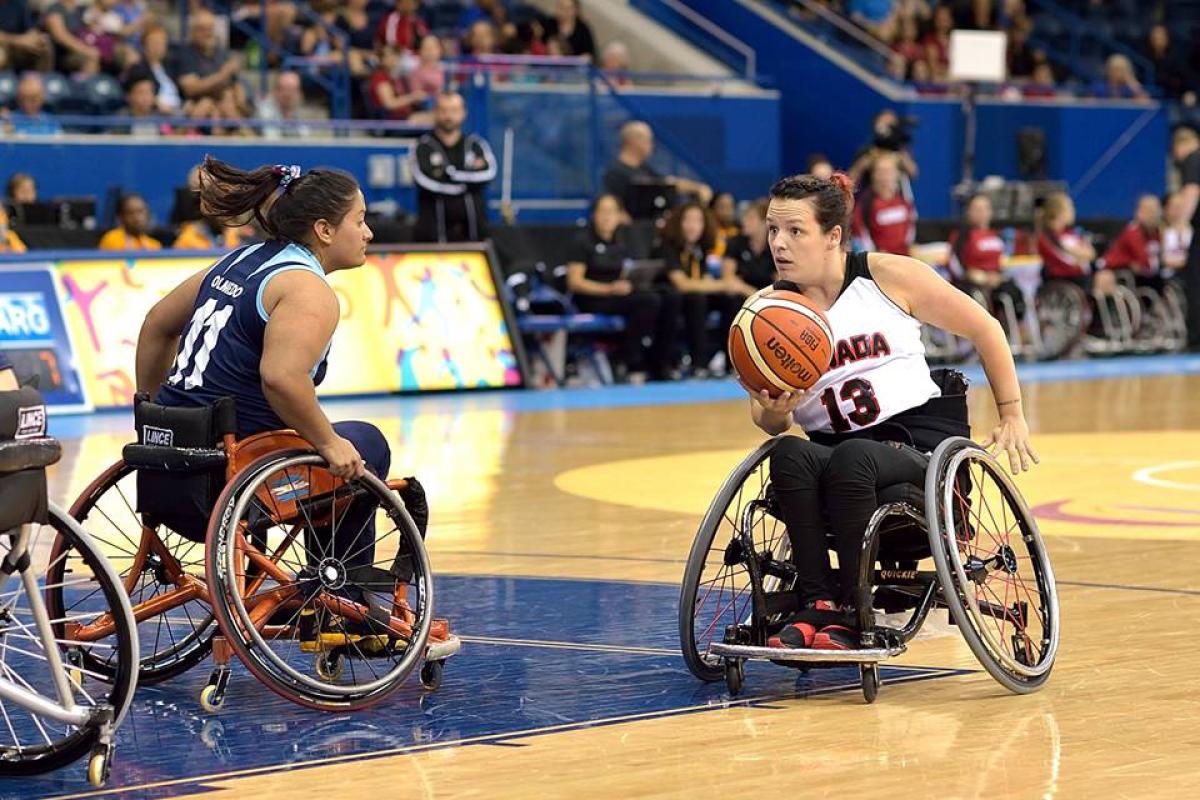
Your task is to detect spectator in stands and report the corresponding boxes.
[922,5,954,80]
[115,74,163,136]
[82,0,141,75]
[459,0,509,34]
[42,0,101,75]
[852,154,916,255]
[124,24,185,116]
[1103,193,1164,291]
[464,20,499,57]
[6,174,36,205]
[599,41,632,86]
[1006,17,1047,80]
[410,35,446,97]
[1022,63,1057,99]
[1145,24,1187,100]
[177,9,248,121]
[98,193,161,251]
[0,1,53,73]
[721,198,774,297]
[298,0,350,68]
[890,16,923,68]
[848,0,898,38]
[377,0,429,53]
[9,74,63,136]
[848,109,919,184]
[410,91,497,242]
[948,194,1024,322]
[1091,54,1149,101]
[228,1,299,63]
[0,205,27,254]
[662,202,740,377]
[566,193,680,383]
[367,46,427,121]
[336,0,377,78]
[257,70,313,138]
[1162,191,1192,277]
[1172,125,1200,349]
[1036,191,1101,289]
[807,153,834,181]
[544,0,595,59]
[603,121,713,214]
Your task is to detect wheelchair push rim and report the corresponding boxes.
[206,453,433,709]
[926,438,1060,689]
[679,439,786,682]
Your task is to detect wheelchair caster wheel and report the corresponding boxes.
[420,660,444,691]
[200,667,230,713]
[724,659,745,696]
[861,664,880,704]
[87,745,111,787]
[315,651,345,681]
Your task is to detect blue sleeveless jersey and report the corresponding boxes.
[156,240,330,437]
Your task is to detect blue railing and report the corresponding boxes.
[627,0,759,81]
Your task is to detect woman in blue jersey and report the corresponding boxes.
[134,156,388,586]
[745,173,1038,651]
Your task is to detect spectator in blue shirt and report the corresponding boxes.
[1091,54,1150,101]
[9,74,63,136]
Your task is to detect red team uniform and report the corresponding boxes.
[1037,229,1091,282]
[950,228,1025,320]
[1102,222,1164,289]
[853,193,916,255]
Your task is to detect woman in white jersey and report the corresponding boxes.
[746,172,1038,651]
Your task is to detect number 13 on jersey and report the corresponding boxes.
[819,378,881,433]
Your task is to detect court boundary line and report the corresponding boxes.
[43,666,972,800]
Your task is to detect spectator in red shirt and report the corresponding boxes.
[922,5,953,81]
[1037,192,1105,289]
[377,0,429,52]
[368,46,428,121]
[1103,194,1165,290]
[852,154,916,255]
[950,194,1025,321]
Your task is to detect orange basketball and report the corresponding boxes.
[728,289,834,396]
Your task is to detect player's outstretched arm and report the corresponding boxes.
[869,252,1039,473]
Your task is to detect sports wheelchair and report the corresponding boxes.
[55,396,459,713]
[0,385,138,784]
[679,385,1060,703]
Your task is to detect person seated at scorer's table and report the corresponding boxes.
[721,199,776,298]
[709,191,740,255]
[1103,194,1166,291]
[0,205,27,253]
[851,153,916,256]
[948,194,1025,321]
[99,194,163,251]
[661,202,741,377]
[565,194,681,384]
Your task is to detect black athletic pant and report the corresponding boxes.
[769,436,927,608]
[680,292,740,370]
[1184,231,1200,349]
[575,289,680,377]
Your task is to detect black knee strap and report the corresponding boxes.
[0,550,31,577]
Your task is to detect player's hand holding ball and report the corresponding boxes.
[728,285,834,399]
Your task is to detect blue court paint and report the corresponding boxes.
[10,576,971,800]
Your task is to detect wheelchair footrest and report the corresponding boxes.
[426,634,461,661]
[709,641,906,664]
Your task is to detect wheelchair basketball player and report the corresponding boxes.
[740,173,1038,651]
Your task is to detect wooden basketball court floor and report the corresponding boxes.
[10,354,1200,799]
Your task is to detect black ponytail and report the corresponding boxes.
[197,155,360,246]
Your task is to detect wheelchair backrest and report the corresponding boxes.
[0,385,58,531]
[126,395,237,543]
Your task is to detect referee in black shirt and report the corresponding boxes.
[411,92,497,243]
[1173,126,1200,351]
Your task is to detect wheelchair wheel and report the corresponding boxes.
[679,439,788,682]
[60,461,216,683]
[205,452,434,711]
[926,438,1060,694]
[1035,281,1090,361]
[0,507,137,776]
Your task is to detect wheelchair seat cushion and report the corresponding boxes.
[0,385,55,531]
[131,395,237,542]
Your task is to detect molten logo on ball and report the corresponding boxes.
[765,337,815,384]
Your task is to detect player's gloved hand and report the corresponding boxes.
[317,436,366,481]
